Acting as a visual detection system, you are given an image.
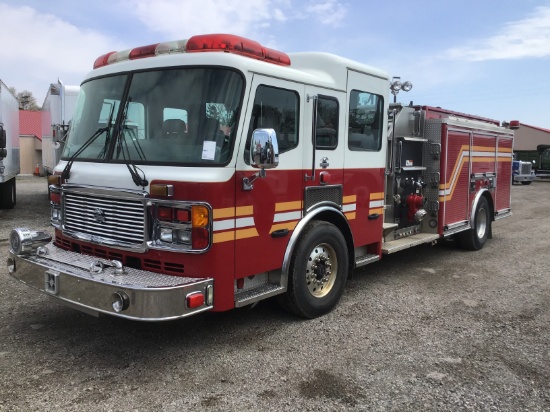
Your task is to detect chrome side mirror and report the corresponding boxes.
[250,128,279,169]
[243,129,279,190]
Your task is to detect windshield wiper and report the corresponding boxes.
[115,98,148,187]
[61,103,116,181]
[60,128,106,180]
[123,123,146,161]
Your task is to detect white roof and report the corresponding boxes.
[84,50,389,90]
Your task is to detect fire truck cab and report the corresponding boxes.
[7,34,515,321]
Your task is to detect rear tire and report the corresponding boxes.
[459,196,490,251]
[277,221,348,318]
[0,178,16,209]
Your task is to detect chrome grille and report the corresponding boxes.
[63,192,145,245]
[521,162,532,175]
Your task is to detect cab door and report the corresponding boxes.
[234,75,305,277]
[343,70,388,249]
[301,87,346,209]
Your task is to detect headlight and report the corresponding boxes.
[159,227,174,242]
[176,229,191,244]
[150,202,211,251]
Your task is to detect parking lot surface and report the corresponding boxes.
[0,176,549,411]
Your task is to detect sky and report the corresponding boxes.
[0,0,549,129]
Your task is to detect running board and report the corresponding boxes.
[382,233,440,254]
[494,209,512,220]
[355,253,380,268]
[443,224,470,237]
[235,284,285,307]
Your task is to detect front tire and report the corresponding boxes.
[459,196,490,251]
[521,181,532,185]
[278,221,348,318]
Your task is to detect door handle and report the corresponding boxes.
[368,213,379,220]
[271,228,289,238]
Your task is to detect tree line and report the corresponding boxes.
[8,87,40,110]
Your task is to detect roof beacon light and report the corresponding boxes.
[93,51,116,69]
[508,120,520,130]
[129,43,161,60]
[93,34,291,69]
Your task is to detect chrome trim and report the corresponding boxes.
[9,229,52,255]
[442,224,471,238]
[147,201,213,254]
[472,172,496,179]
[355,253,379,268]
[62,229,147,251]
[494,209,512,220]
[61,184,149,198]
[59,184,213,254]
[8,243,214,321]
[61,187,148,251]
[470,189,490,227]
[250,128,279,169]
[445,220,469,231]
[305,200,342,215]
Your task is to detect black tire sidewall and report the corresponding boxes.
[289,221,348,318]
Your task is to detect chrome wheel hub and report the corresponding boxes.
[306,243,338,298]
[477,207,487,238]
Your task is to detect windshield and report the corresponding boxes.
[63,68,244,165]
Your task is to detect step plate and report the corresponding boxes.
[382,233,440,254]
[355,253,380,268]
[235,284,285,307]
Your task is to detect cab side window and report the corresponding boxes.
[245,85,299,165]
[315,96,339,150]
[348,90,384,151]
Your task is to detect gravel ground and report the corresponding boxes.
[0,176,549,411]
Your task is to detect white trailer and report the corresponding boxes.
[0,79,19,209]
[41,80,79,175]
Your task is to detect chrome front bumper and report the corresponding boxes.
[513,175,535,182]
[7,243,214,321]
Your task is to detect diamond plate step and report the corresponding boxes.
[382,233,440,254]
[235,284,285,307]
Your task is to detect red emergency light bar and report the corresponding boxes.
[508,120,520,130]
[93,34,291,69]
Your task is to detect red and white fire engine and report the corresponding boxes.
[7,34,516,321]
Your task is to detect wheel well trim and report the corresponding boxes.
[470,189,494,227]
[281,206,353,287]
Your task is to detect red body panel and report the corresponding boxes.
[234,169,303,277]
[438,122,512,233]
[441,127,470,227]
[343,167,385,251]
[496,137,513,211]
